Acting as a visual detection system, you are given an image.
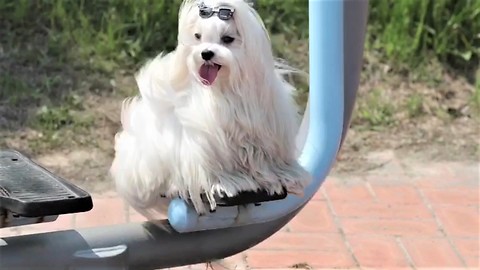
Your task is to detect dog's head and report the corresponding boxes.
[171,0,274,89]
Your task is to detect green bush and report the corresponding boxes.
[367,0,480,71]
[0,0,182,71]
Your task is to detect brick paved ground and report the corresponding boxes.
[1,158,478,269]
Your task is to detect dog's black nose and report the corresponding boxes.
[201,50,215,61]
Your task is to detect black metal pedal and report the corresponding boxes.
[0,149,93,218]
[201,187,288,207]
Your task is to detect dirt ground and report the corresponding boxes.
[1,66,479,194]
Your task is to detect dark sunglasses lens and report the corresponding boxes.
[199,8,213,18]
[218,9,232,20]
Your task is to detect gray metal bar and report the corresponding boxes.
[340,0,369,145]
[0,212,298,270]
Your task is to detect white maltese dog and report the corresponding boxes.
[110,0,311,221]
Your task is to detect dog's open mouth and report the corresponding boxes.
[199,63,221,86]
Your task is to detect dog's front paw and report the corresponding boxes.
[209,182,242,199]
[285,183,306,197]
[283,172,312,197]
[259,180,287,196]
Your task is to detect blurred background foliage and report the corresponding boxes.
[1,0,477,73]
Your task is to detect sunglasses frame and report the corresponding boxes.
[198,3,235,20]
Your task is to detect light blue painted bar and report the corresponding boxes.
[168,0,345,233]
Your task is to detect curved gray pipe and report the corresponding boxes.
[340,0,369,145]
[0,216,297,270]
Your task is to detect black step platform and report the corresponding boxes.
[0,150,93,218]
[201,187,288,208]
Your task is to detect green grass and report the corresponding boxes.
[1,0,477,74]
[472,71,480,117]
[34,94,92,132]
[476,78,480,107]
[0,74,38,106]
[367,0,480,73]
[406,93,425,118]
[354,89,396,129]
[0,0,182,71]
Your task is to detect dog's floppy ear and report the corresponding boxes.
[169,44,190,89]
[169,0,197,89]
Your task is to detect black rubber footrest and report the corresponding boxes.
[200,187,288,207]
[0,150,93,217]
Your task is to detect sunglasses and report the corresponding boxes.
[198,4,235,20]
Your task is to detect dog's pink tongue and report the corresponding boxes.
[199,64,219,86]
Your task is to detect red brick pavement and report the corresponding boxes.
[1,160,478,269]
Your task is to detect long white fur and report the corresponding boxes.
[110,0,311,218]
